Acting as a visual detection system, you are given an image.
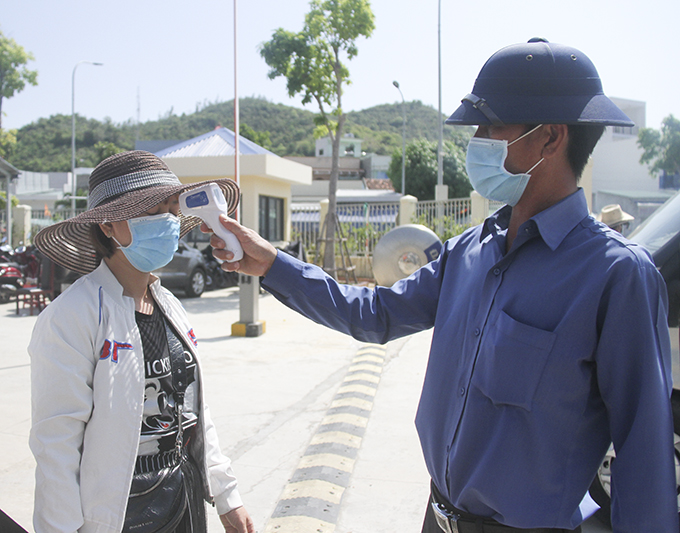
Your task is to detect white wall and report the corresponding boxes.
[591,134,659,212]
[590,98,661,213]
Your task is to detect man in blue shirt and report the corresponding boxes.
[209,39,677,532]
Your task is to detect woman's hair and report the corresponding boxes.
[89,224,116,260]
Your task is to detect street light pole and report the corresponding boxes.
[71,60,103,214]
[437,0,443,191]
[392,81,406,195]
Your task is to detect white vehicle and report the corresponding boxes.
[589,191,680,526]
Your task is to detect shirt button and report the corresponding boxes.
[493,268,500,276]
[460,387,466,396]
[474,328,480,336]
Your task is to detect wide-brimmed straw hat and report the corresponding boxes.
[596,204,634,228]
[34,150,240,274]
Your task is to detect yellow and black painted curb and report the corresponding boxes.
[263,344,387,533]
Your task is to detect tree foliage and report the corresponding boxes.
[0,28,38,129]
[0,127,16,159]
[638,114,680,177]
[9,96,470,179]
[94,141,126,164]
[0,191,18,210]
[240,122,272,150]
[260,0,375,272]
[388,135,473,201]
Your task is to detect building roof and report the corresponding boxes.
[0,156,20,178]
[335,189,402,203]
[155,127,276,158]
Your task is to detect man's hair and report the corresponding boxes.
[566,125,605,180]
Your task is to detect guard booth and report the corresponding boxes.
[156,128,312,336]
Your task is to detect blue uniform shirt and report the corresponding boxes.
[262,189,677,531]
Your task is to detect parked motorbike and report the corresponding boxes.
[0,244,21,268]
[0,264,25,303]
[201,246,238,291]
[13,245,41,282]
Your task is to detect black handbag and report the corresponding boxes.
[123,319,191,533]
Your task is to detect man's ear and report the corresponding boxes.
[540,124,569,160]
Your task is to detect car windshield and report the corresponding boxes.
[629,190,680,253]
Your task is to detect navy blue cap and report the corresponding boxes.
[446,38,634,127]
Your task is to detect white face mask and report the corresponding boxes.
[465,124,544,206]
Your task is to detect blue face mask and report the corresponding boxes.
[465,124,544,206]
[112,213,180,272]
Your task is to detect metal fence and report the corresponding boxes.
[291,198,481,258]
[290,203,321,256]
[291,202,399,258]
[414,197,472,228]
[30,208,87,242]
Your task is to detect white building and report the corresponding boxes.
[155,127,311,246]
[315,133,363,157]
[590,97,675,231]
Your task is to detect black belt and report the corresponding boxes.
[430,482,581,533]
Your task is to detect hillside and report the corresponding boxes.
[9,97,472,172]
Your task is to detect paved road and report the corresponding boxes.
[0,287,610,532]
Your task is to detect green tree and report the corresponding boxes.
[0,28,38,129]
[94,140,125,164]
[0,191,18,210]
[260,0,375,274]
[638,114,680,178]
[0,127,16,159]
[388,138,473,201]
[240,123,272,149]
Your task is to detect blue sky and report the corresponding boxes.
[3,0,679,132]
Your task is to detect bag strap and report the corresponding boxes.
[163,318,188,461]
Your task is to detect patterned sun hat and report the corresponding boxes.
[34,150,239,274]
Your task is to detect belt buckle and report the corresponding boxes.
[431,501,460,533]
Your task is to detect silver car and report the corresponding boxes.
[154,240,208,298]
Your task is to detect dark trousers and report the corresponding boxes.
[422,483,582,533]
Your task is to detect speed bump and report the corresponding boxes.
[263,344,387,533]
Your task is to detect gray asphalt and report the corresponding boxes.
[0,287,609,532]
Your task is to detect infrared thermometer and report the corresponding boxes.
[179,183,244,262]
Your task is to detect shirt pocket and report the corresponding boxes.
[471,310,556,411]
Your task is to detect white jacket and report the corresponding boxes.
[29,262,242,533]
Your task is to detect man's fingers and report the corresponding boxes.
[218,214,244,234]
[210,233,226,249]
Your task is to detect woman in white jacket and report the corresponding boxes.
[29,151,254,533]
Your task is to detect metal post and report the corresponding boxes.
[392,81,406,195]
[435,0,447,235]
[230,0,263,337]
[71,61,103,215]
[5,172,11,248]
[437,0,443,190]
[233,0,240,196]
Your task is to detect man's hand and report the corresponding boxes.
[204,215,278,277]
[219,506,255,533]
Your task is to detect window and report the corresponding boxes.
[259,195,284,241]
